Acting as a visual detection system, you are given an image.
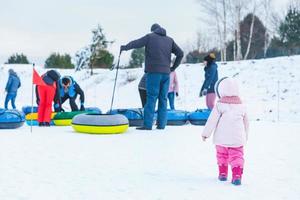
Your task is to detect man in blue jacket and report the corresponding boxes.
[55,76,85,112]
[121,23,184,130]
[4,69,21,109]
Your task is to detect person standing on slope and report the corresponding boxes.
[167,70,179,110]
[200,53,218,109]
[120,23,184,130]
[4,69,21,109]
[202,77,249,186]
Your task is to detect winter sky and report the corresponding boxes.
[0,0,290,65]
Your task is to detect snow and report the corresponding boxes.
[0,55,300,199]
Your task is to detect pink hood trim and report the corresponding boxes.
[219,96,242,104]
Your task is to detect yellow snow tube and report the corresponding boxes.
[72,124,128,134]
[72,113,129,134]
[54,119,72,126]
[25,112,57,120]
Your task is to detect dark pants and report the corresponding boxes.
[138,89,147,108]
[144,73,170,129]
[4,93,17,109]
[61,94,79,111]
[168,92,175,110]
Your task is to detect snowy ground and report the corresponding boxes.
[0,122,299,200]
[1,55,300,122]
[0,56,300,199]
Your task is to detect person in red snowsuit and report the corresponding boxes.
[36,70,61,126]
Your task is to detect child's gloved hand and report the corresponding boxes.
[202,136,208,141]
[201,89,208,96]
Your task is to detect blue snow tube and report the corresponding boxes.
[22,106,38,115]
[108,108,144,127]
[85,107,102,113]
[188,109,211,126]
[0,109,25,129]
[167,110,189,126]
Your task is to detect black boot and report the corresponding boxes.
[44,122,50,127]
[38,122,44,127]
[136,126,152,130]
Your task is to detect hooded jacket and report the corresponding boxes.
[202,78,249,147]
[200,61,218,94]
[59,76,85,103]
[5,70,21,93]
[122,25,184,73]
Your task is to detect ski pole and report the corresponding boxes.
[109,52,121,113]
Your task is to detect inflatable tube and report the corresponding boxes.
[25,120,55,126]
[108,108,144,127]
[166,110,189,126]
[188,109,211,126]
[72,113,129,134]
[22,106,38,115]
[53,108,101,126]
[25,112,57,120]
[0,109,25,129]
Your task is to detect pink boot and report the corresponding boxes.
[232,166,243,185]
[218,165,228,181]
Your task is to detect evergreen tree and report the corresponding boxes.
[6,53,30,64]
[240,13,267,59]
[45,53,74,69]
[128,48,145,68]
[279,7,300,48]
[226,13,267,60]
[75,24,114,73]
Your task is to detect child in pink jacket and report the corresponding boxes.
[168,71,179,110]
[202,77,249,186]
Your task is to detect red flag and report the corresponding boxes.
[32,68,46,86]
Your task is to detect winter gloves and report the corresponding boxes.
[80,102,85,111]
[54,103,64,112]
[170,66,176,72]
[120,45,127,52]
[199,89,208,97]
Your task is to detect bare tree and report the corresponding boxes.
[222,0,228,61]
[261,0,273,58]
[235,0,243,60]
[196,32,210,52]
[198,0,229,61]
[244,1,257,60]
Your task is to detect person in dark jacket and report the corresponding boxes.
[4,69,21,109]
[200,53,219,109]
[56,76,85,111]
[138,73,147,108]
[121,23,184,130]
[36,70,61,126]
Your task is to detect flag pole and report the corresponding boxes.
[30,63,35,133]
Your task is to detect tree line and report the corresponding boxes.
[186,0,300,63]
[5,0,300,68]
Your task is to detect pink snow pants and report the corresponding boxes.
[206,93,216,110]
[216,145,244,169]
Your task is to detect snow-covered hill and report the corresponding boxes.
[0,56,300,200]
[1,55,300,122]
